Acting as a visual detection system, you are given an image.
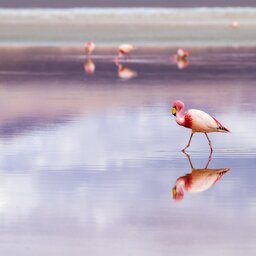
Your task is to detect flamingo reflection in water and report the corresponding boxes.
[176,58,189,70]
[115,57,137,80]
[84,58,95,75]
[172,152,230,202]
[84,41,96,75]
[117,64,137,80]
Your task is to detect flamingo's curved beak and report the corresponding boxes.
[172,107,177,116]
[172,186,177,198]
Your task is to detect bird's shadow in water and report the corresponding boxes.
[172,152,230,202]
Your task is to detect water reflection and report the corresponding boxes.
[84,58,95,75]
[172,152,230,201]
[117,64,137,80]
[176,58,189,70]
[113,56,137,80]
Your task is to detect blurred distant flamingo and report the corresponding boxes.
[115,44,136,65]
[118,44,136,57]
[171,100,230,152]
[84,58,95,75]
[172,152,230,201]
[176,48,189,60]
[230,21,240,29]
[173,49,189,69]
[85,41,95,56]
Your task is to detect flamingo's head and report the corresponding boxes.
[172,186,184,202]
[172,100,184,116]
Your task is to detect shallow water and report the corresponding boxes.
[0,47,256,255]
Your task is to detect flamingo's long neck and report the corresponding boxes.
[175,177,186,196]
[176,106,185,126]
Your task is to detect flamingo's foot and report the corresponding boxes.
[181,145,189,152]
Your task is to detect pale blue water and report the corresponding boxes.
[0,47,255,255]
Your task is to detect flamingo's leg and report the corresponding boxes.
[182,132,194,152]
[204,133,213,153]
[182,151,194,169]
[205,150,213,169]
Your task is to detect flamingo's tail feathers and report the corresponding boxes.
[218,126,230,133]
[217,168,230,175]
[212,116,230,133]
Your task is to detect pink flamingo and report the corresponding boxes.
[172,152,230,201]
[171,100,230,152]
[115,44,136,64]
[173,49,189,69]
[176,48,189,60]
[230,21,240,29]
[118,44,136,57]
[85,42,95,56]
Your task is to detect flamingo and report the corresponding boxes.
[172,152,230,201]
[85,42,95,56]
[171,100,230,152]
[118,44,136,57]
[176,48,189,60]
[230,21,240,29]
[173,49,189,69]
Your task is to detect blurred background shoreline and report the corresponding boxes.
[1,7,256,47]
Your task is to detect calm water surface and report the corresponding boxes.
[0,47,256,255]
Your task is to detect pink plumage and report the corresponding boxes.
[85,41,95,55]
[177,48,189,59]
[171,100,230,152]
[118,44,136,56]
